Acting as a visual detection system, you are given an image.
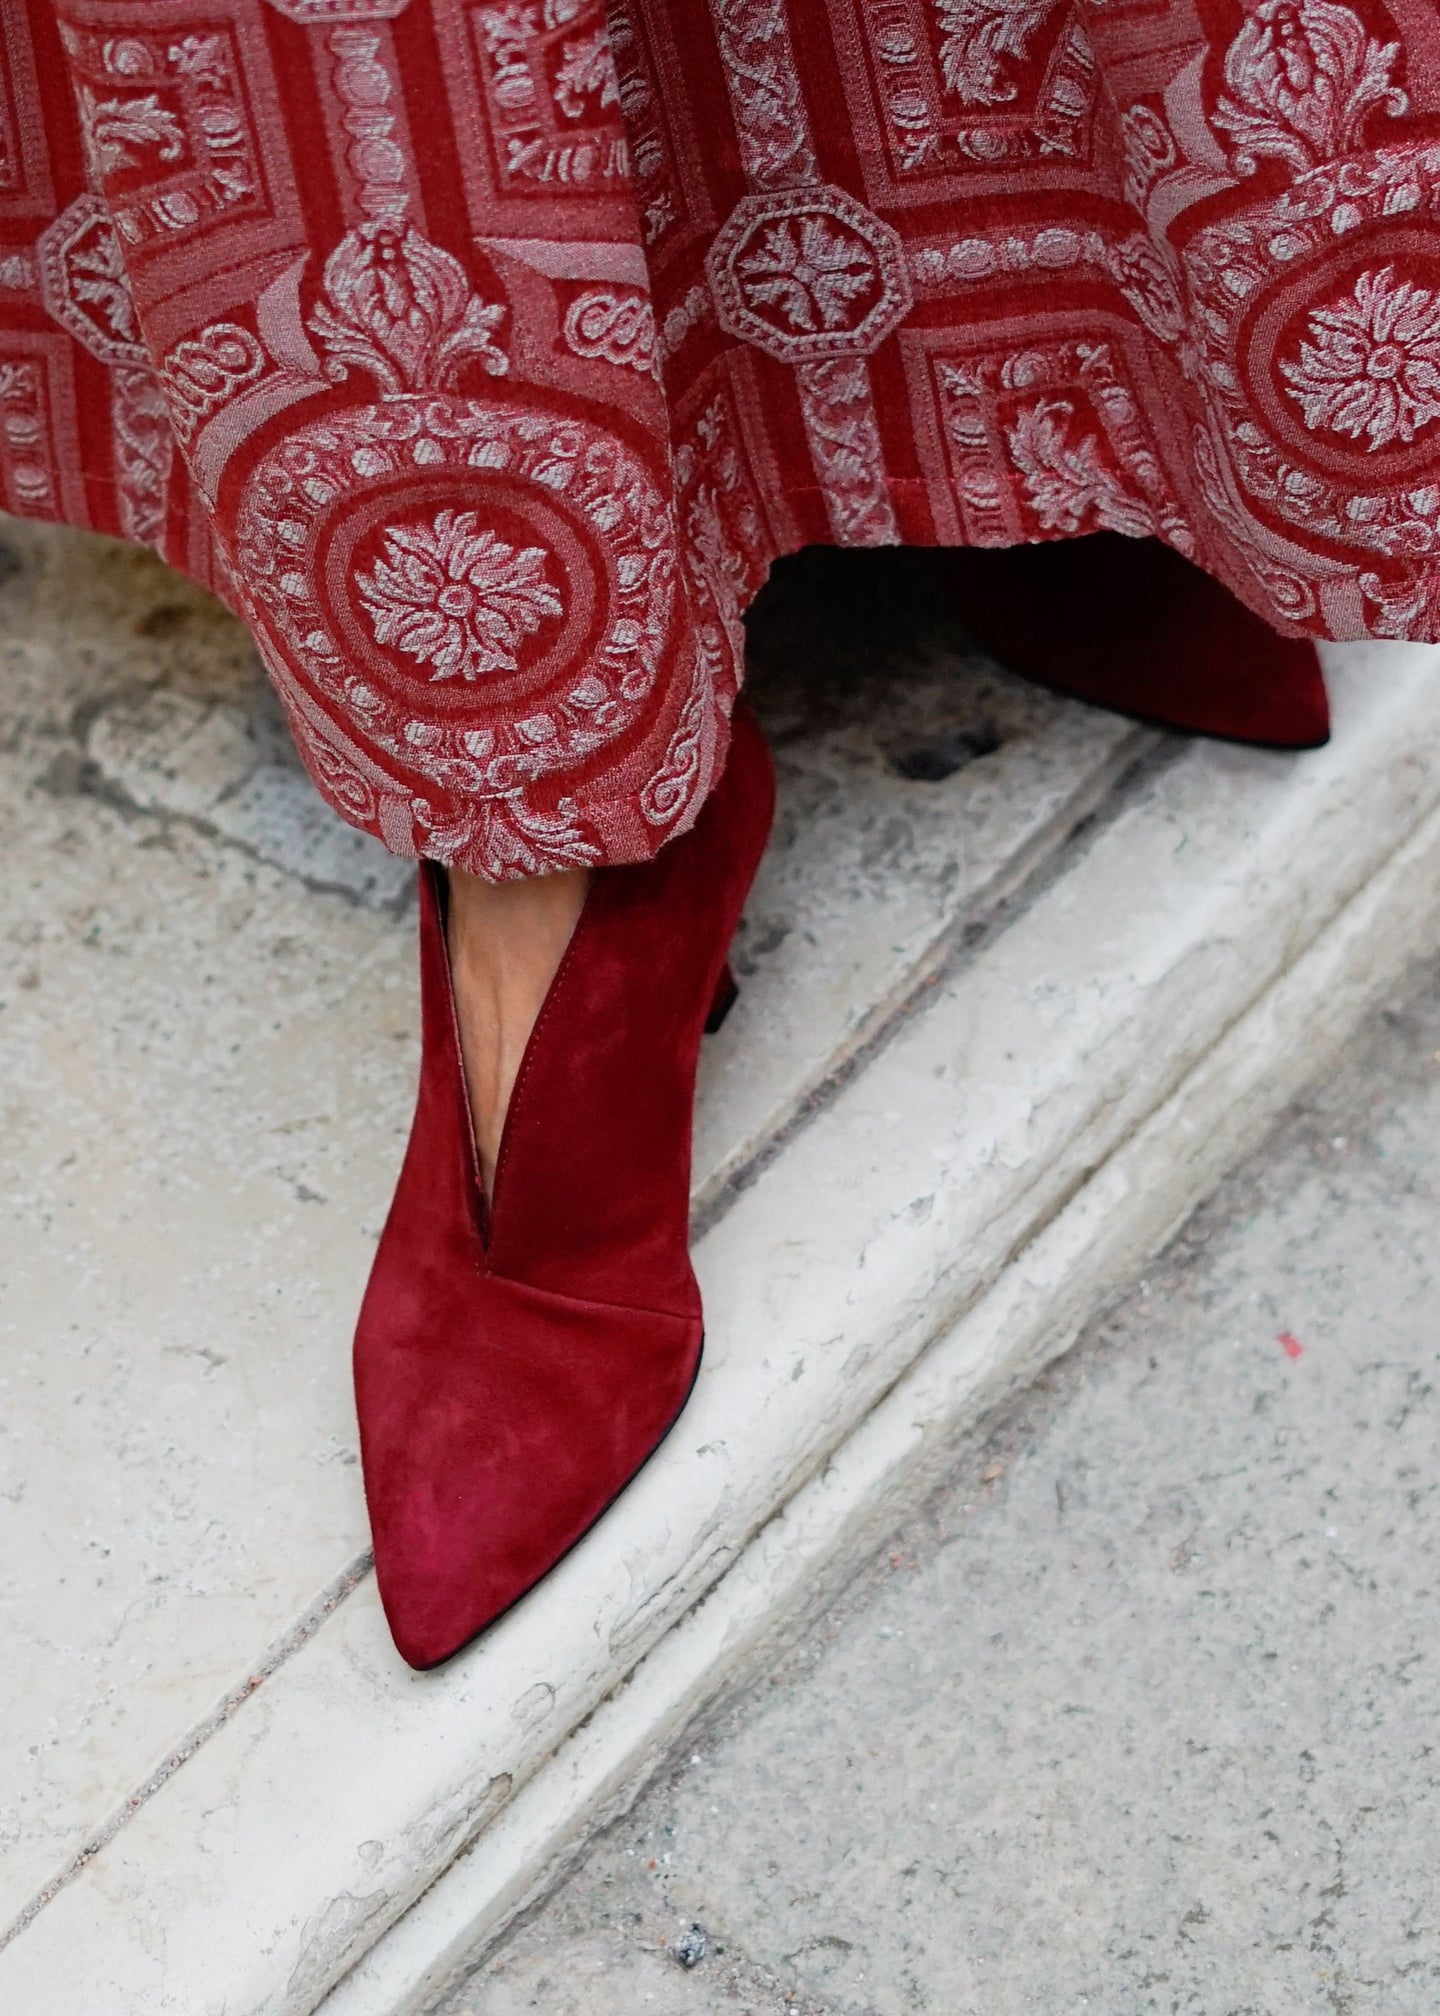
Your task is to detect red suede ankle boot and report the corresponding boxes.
[354,705,775,1670]
[932,533,1330,748]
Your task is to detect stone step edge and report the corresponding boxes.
[9,649,1437,2015]
[0,713,1151,1958]
[322,736,1440,2016]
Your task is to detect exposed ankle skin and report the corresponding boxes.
[445,864,590,1198]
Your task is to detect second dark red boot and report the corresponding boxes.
[932,533,1330,749]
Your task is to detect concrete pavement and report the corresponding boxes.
[444,949,1440,2016]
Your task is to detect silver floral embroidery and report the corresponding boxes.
[1008,399,1157,537]
[934,0,1065,109]
[357,508,562,681]
[309,223,508,395]
[737,214,875,333]
[78,89,186,174]
[1212,0,1406,176]
[1282,267,1440,450]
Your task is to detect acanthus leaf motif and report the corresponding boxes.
[1212,0,1407,176]
[934,0,1066,109]
[411,790,603,876]
[553,26,620,119]
[78,88,186,175]
[1007,397,1157,537]
[308,223,508,395]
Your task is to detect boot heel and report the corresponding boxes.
[704,962,739,1034]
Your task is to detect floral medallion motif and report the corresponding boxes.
[358,508,563,681]
[1281,266,1440,451]
[738,214,875,335]
[217,203,725,872]
[707,186,912,363]
[234,395,681,800]
[30,0,1440,886]
[1184,140,1440,562]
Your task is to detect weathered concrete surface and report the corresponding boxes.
[445,953,1440,2016]
[0,526,409,1927]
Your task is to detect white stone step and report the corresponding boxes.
[3,523,1437,2013]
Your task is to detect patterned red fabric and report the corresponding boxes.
[5,0,1440,876]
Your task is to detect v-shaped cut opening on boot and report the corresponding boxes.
[433,862,598,1262]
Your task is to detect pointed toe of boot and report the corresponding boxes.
[358,1276,703,1669]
